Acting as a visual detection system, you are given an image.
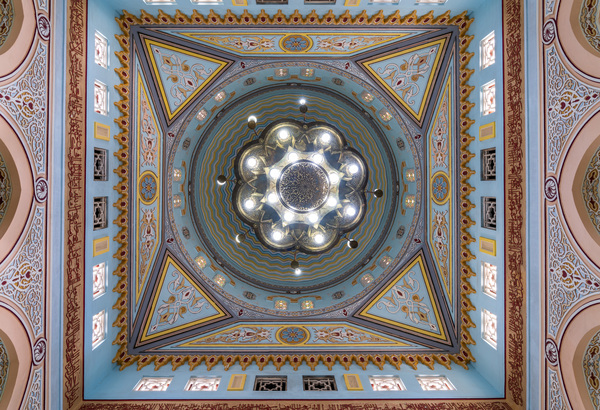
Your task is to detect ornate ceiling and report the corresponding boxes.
[112,10,477,371]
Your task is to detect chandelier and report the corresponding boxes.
[218,100,382,273]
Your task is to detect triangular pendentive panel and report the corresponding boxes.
[141,36,232,123]
[135,253,231,346]
[358,36,448,127]
[354,252,451,345]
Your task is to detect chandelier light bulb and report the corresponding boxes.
[272,230,283,241]
[244,199,255,210]
[345,206,356,217]
[294,268,302,275]
[321,133,331,143]
[267,193,278,203]
[312,153,324,164]
[235,233,246,243]
[348,164,359,174]
[299,98,306,105]
[288,152,299,162]
[327,196,337,207]
[269,168,281,179]
[308,213,319,224]
[247,156,258,168]
[217,175,227,185]
[314,233,324,244]
[329,172,340,184]
[347,239,359,249]
[278,129,290,140]
[284,211,294,222]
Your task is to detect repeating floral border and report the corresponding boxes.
[110,8,477,374]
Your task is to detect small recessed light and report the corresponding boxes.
[312,153,324,164]
[308,213,319,224]
[314,233,324,244]
[345,206,356,217]
[268,193,278,203]
[288,152,299,162]
[272,230,283,241]
[348,164,359,174]
[327,196,337,207]
[244,199,255,210]
[284,211,294,222]
[321,133,331,143]
[329,173,340,184]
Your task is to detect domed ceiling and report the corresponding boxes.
[113,10,476,369]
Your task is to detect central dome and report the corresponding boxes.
[278,161,329,212]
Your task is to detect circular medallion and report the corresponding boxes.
[545,338,558,366]
[34,177,48,203]
[542,19,556,45]
[431,172,450,204]
[281,35,311,52]
[33,337,47,365]
[278,161,329,212]
[139,172,158,203]
[276,326,309,345]
[37,14,50,41]
[544,176,558,202]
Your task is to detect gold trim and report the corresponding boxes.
[94,122,110,141]
[92,236,110,256]
[479,237,496,256]
[344,374,363,390]
[227,374,246,391]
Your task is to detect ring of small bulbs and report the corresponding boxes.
[220,99,382,275]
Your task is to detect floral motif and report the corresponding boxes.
[432,210,449,290]
[150,271,208,332]
[25,367,42,409]
[580,0,600,54]
[0,0,13,48]
[202,327,272,344]
[33,338,46,365]
[376,47,437,108]
[431,93,448,169]
[311,327,387,343]
[431,174,449,203]
[138,208,157,300]
[547,206,600,335]
[376,271,437,331]
[152,46,214,108]
[584,330,600,408]
[0,207,44,336]
[546,46,600,172]
[278,327,308,344]
[583,146,600,233]
[0,43,47,173]
[205,36,275,51]
[0,337,8,400]
[314,36,391,52]
[281,35,310,52]
[139,174,158,203]
[0,152,11,224]
[140,94,158,167]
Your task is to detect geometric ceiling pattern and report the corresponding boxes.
[111,9,478,372]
